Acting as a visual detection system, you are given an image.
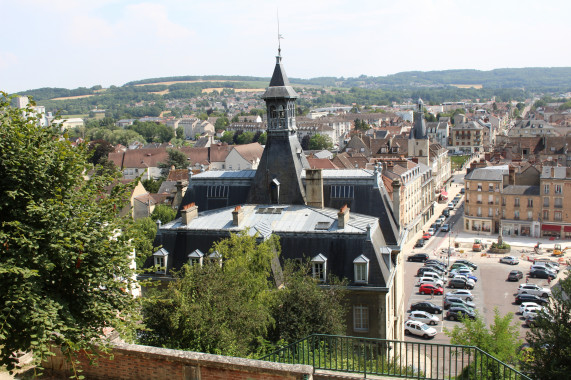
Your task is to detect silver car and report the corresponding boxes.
[499,256,519,265]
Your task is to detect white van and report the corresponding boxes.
[417,277,444,287]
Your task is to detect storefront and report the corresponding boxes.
[464,217,492,235]
[503,220,539,238]
[541,224,561,239]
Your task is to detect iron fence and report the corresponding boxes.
[260,334,531,379]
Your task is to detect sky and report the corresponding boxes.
[1,0,570,93]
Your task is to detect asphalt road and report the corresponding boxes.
[402,170,549,344]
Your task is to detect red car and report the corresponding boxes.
[422,232,431,240]
[419,284,443,295]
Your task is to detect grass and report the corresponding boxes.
[451,155,470,171]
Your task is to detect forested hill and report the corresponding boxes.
[124,67,571,91]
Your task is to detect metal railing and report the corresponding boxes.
[260,334,531,380]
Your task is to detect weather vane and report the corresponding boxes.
[277,9,284,57]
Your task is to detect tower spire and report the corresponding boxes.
[277,9,283,58]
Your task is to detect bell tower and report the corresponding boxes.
[247,53,309,205]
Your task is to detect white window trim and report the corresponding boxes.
[353,254,370,284]
[153,248,169,274]
[208,250,223,267]
[311,253,327,282]
[188,249,204,267]
[353,305,369,332]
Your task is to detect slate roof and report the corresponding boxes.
[262,56,298,99]
[502,185,540,195]
[465,166,508,181]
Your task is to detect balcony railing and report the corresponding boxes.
[260,334,531,380]
[477,201,482,204]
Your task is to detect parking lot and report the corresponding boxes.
[404,248,558,344]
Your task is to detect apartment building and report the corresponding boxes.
[450,121,484,153]
[464,164,570,239]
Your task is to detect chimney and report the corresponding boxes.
[305,169,324,208]
[338,204,350,229]
[181,202,198,225]
[509,165,516,186]
[551,167,555,177]
[172,181,184,210]
[392,179,401,227]
[232,205,243,226]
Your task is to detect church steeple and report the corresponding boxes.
[247,53,309,205]
[410,98,428,140]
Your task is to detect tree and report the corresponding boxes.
[309,134,333,150]
[301,134,310,150]
[220,130,234,144]
[140,232,279,357]
[87,139,114,165]
[150,204,176,224]
[523,274,571,379]
[214,116,229,130]
[0,93,139,373]
[236,131,254,145]
[444,308,522,376]
[129,217,158,268]
[158,148,188,177]
[354,119,371,131]
[142,177,164,193]
[268,260,347,343]
[257,132,267,145]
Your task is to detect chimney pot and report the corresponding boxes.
[338,204,350,229]
[232,205,244,226]
[182,202,198,225]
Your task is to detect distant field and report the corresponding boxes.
[201,87,265,93]
[59,114,88,119]
[51,94,95,100]
[134,79,245,87]
[150,89,170,95]
[450,84,483,89]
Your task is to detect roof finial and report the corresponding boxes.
[277,9,283,59]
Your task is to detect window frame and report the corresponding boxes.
[353,305,369,332]
[311,253,328,282]
[353,254,370,284]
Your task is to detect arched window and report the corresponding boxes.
[270,106,277,119]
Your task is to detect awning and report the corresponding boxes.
[541,224,561,232]
[564,226,571,232]
[441,190,448,196]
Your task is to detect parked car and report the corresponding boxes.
[472,239,483,252]
[523,308,543,319]
[518,284,551,298]
[421,272,444,281]
[532,262,559,273]
[500,256,519,265]
[408,311,440,326]
[419,284,444,295]
[447,202,455,210]
[404,320,437,339]
[460,188,465,194]
[415,239,425,248]
[507,270,523,282]
[428,228,436,236]
[445,289,474,301]
[417,277,444,288]
[452,274,476,286]
[448,267,472,277]
[408,253,429,262]
[524,315,537,328]
[437,216,446,224]
[448,278,474,289]
[450,263,472,272]
[529,268,556,280]
[417,267,443,277]
[453,259,478,270]
[514,294,549,305]
[423,264,446,275]
[422,232,431,240]
[426,259,446,268]
[441,224,450,232]
[518,302,541,314]
[446,307,476,321]
[442,209,450,217]
[443,297,476,310]
[410,301,443,314]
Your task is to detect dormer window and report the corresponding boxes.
[208,250,222,267]
[311,253,327,282]
[153,248,169,274]
[188,249,204,267]
[353,255,370,284]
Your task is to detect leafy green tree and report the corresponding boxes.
[150,204,176,224]
[142,178,164,193]
[87,139,114,165]
[158,148,188,177]
[444,308,522,376]
[268,260,347,343]
[214,116,229,130]
[0,93,139,373]
[257,132,267,145]
[231,115,240,123]
[129,217,158,268]
[523,274,571,379]
[220,130,234,144]
[236,131,254,145]
[140,232,279,357]
[309,134,333,150]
